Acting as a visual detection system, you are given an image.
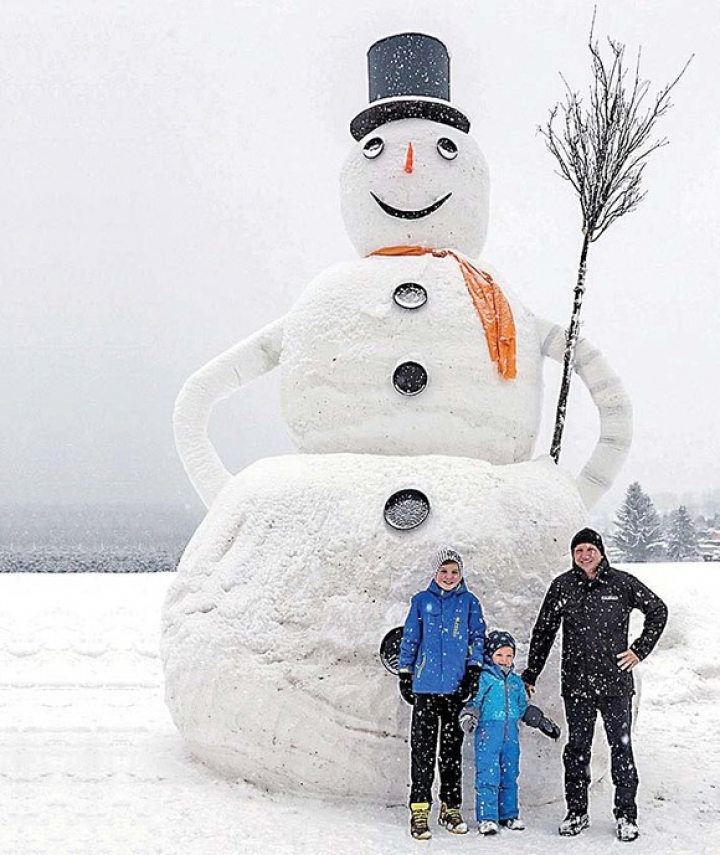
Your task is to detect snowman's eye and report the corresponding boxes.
[363,137,384,159]
[437,137,458,160]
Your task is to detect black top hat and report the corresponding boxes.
[350,33,471,141]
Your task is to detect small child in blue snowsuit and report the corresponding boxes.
[461,630,527,835]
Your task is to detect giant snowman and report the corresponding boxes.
[162,34,632,804]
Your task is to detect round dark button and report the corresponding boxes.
[393,282,427,310]
[384,489,431,530]
[393,361,428,396]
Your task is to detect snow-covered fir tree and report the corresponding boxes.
[666,505,699,561]
[610,482,665,562]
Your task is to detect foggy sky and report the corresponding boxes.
[2,0,718,517]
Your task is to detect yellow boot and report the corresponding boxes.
[439,802,468,834]
[410,803,431,840]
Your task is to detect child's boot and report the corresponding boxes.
[410,803,432,840]
[438,802,468,834]
[478,820,499,835]
[500,817,525,831]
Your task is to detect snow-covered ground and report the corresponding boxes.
[1,563,718,854]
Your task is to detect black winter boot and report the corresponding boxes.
[616,817,639,842]
[558,812,590,836]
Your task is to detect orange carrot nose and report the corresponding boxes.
[404,142,414,174]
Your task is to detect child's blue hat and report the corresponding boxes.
[486,630,516,656]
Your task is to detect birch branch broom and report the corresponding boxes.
[542,21,691,464]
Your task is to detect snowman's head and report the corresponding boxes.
[340,117,490,258]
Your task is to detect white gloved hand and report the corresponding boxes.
[459,706,479,734]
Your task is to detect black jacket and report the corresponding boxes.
[522,560,668,698]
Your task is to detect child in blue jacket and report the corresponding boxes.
[460,630,527,835]
[397,548,486,840]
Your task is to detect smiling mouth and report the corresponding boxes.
[370,192,452,220]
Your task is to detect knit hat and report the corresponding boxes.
[570,527,606,557]
[486,630,516,657]
[433,547,464,575]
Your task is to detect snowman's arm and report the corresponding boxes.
[174,317,285,509]
[537,317,633,509]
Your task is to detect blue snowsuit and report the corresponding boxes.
[468,662,528,822]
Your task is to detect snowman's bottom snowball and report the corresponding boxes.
[162,452,591,803]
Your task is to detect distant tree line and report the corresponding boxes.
[0,503,199,573]
[608,481,719,563]
[0,545,181,573]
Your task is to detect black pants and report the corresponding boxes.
[563,694,639,820]
[410,693,464,807]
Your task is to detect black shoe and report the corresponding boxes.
[558,812,590,836]
[616,817,639,842]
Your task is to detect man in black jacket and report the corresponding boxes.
[522,528,667,843]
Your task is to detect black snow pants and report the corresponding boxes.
[563,694,639,820]
[410,693,464,807]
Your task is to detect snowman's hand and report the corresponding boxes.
[174,317,284,508]
[538,317,633,509]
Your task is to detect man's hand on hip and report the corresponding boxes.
[617,649,640,671]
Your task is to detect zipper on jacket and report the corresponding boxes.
[503,675,509,742]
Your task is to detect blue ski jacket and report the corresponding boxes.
[398,579,486,695]
[469,661,528,722]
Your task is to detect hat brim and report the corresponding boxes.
[350,97,471,141]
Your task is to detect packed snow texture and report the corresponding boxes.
[162,452,588,802]
[280,255,543,462]
[3,565,718,854]
[174,252,632,510]
[339,119,489,258]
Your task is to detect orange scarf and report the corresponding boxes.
[370,246,517,380]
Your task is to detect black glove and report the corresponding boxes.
[522,704,561,740]
[458,665,481,702]
[398,673,415,705]
[520,669,536,691]
[538,715,561,740]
